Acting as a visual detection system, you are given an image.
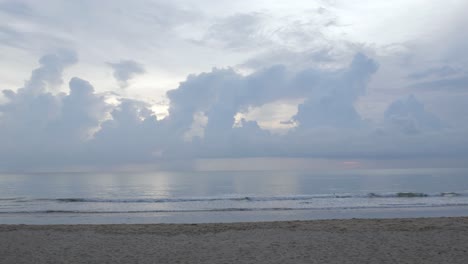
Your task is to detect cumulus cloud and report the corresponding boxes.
[293,53,378,129]
[0,50,78,132]
[0,50,467,170]
[87,99,161,165]
[26,50,78,93]
[384,95,443,134]
[0,51,106,169]
[107,60,145,88]
[55,77,109,140]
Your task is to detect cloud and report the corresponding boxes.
[201,12,270,51]
[197,8,339,52]
[0,1,71,51]
[0,1,468,171]
[1,50,467,170]
[55,77,109,140]
[407,66,460,80]
[0,25,24,48]
[293,53,378,129]
[165,52,378,139]
[0,1,31,17]
[0,51,108,169]
[384,94,443,134]
[88,99,161,164]
[0,50,78,126]
[409,76,468,91]
[107,60,145,88]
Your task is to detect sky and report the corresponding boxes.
[0,0,468,171]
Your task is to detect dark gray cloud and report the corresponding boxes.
[107,60,145,88]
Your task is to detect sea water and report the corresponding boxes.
[1,168,468,224]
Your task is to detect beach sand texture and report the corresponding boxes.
[1,217,468,263]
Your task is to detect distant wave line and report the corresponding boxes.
[1,192,466,204]
[2,203,468,215]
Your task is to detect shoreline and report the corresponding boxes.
[2,217,468,263]
[2,205,468,225]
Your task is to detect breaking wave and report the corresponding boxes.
[2,203,468,215]
[1,192,467,204]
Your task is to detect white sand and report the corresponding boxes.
[1,217,468,263]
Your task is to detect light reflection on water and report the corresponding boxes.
[1,168,468,224]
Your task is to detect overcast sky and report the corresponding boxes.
[1,0,467,171]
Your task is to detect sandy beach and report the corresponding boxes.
[1,217,468,263]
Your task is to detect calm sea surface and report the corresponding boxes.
[1,168,468,224]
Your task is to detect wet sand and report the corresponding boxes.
[1,217,468,263]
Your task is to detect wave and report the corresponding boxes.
[369,192,462,198]
[2,203,468,215]
[1,192,467,204]
[0,198,25,201]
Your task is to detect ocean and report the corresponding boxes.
[1,168,468,224]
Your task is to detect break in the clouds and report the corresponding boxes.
[0,0,468,170]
